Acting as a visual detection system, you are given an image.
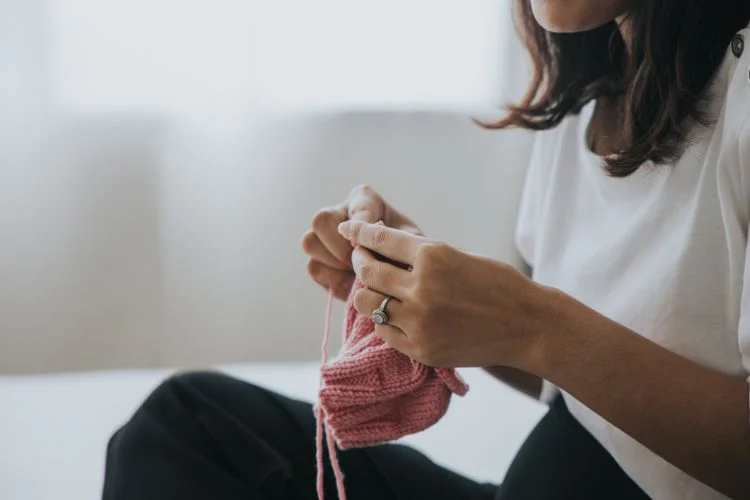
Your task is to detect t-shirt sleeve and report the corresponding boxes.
[739,233,750,427]
[515,131,548,268]
[738,91,750,423]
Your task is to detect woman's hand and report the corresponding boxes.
[301,185,423,301]
[338,220,557,370]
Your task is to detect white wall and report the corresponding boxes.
[0,0,534,373]
[0,110,533,373]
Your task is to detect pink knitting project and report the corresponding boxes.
[315,278,469,500]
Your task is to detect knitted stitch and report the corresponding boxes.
[315,278,469,499]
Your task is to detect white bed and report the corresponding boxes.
[0,363,546,500]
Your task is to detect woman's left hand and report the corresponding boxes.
[337,220,560,370]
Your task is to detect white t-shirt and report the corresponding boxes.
[515,26,750,500]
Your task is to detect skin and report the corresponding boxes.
[530,0,633,33]
[302,3,750,498]
[336,221,750,499]
[302,184,421,301]
[303,185,543,399]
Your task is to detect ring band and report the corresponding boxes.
[371,296,394,325]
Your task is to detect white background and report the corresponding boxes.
[0,0,533,373]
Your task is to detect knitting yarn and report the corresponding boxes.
[315,278,469,499]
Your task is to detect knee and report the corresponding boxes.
[103,371,224,495]
[134,370,220,419]
[144,370,227,406]
[106,371,226,455]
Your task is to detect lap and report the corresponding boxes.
[104,370,497,500]
[104,370,649,500]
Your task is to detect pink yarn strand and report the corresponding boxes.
[316,288,346,500]
[315,404,325,499]
[327,421,346,500]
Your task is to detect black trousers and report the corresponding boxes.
[103,371,650,500]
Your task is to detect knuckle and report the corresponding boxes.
[359,263,376,283]
[415,241,449,267]
[333,274,354,299]
[414,243,432,264]
[301,230,317,254]
[307,259,323,279]
[370,227,389,248]
[348,221,362,240]
[311,208,338,232]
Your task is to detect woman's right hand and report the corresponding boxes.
[301,184,423,301]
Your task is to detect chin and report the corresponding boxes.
[530,0,628,33]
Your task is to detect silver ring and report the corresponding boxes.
[371,296,394,325]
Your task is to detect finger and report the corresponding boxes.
[346,184,384,223]
[301,230,350,270]
[307,259,355,301]
[352,286,406,331]
[373,324,413,356]
[311,205,353,265]
[351,246,412,297]
[338,221,424,266]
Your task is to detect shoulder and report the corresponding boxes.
[710,24,750,179]
[729,30,750,178]
[714,24,750,220]
[723,25,750,141]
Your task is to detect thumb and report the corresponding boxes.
[346,189,382,248]
[345,214,382,248]
[347,190,383,223]
[349,210,379,223]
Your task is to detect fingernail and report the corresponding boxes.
[338,221,350,238]
[350,247,361,273]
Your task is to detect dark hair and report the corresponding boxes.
[483,1,750,177]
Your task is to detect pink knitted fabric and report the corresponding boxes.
[315,278,469,500]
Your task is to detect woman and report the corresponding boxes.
[103,1,750,499]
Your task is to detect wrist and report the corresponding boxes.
[525,285,586,379]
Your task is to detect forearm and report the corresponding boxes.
[538,290,750,499]
[484,365,542,400]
